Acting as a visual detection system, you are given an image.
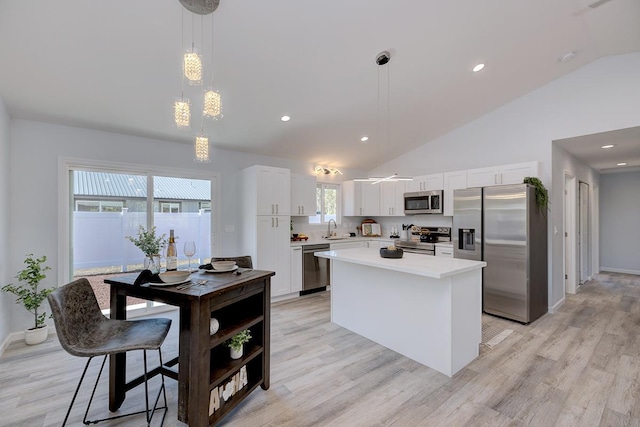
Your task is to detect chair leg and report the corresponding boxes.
[62,356,95,427]
[74,350,168,426]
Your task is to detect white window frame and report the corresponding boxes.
[58,157,221,316]
[311,182,341,225]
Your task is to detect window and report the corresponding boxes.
[199,201,211,211]
[160,201,181,213]
[310,183,340,224]
[69,169,214,314]
[75,200,124,212]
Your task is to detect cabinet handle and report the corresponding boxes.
[271,204,274,214]
[301,206,304,215]
[276,204,279,214]
[276,217,279,227]
[271,217,274,227]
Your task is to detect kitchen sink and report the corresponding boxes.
[324,236,349,240]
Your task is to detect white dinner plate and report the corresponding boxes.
[148,278,191,286]
[203,265,238,273]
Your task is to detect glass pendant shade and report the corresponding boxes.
[194,134,211,162]
[174,98,191,128]
[203,89,222,119]
[183,49,203,85]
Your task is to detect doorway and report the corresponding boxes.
[578,181,590,284]
[564,173,577,294]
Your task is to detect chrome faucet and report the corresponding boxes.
[326,219,337,238]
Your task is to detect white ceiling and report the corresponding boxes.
[555,126,640,173]
[1,0,639,171]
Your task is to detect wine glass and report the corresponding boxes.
[183,241,196,272]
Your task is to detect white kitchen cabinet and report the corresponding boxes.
[343,180,380,216]
[244,165,291,215]
[330,241,366,250]
[291,173,316,216]
[241,165,292,298]
[435,244,454,258]
[406,173,444,192]
[256,215,291,296]
[377,239,395,248]
[365,240,380,249]
[290,246,303,292]
[467,161,539,188]
[443,170,467,216]
[379,181,405,216]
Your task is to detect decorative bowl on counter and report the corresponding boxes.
[380,246,403,259]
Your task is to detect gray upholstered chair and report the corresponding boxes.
[47,278,171,426]
[211,255,253,269]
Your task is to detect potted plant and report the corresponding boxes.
[126,225,167,273]
[523,177,549,216]
[2,254,55,345]
[227,329,252,359]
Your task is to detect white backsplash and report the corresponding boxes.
[291,215,453,240]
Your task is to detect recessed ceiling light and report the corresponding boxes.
[361,136,369,142]
[601,144,614,149]
[472,63,485,72]
[559,51,576,63]
[280,115,290,122]
[617,162,627,166]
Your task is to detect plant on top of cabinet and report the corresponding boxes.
[523,177,548,213]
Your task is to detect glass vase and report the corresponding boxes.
[144,254,161,274]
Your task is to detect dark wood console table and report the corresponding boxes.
[106,269,273,426]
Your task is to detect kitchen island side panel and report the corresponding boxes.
[330,260,481,377]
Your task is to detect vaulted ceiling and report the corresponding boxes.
[1,0,639,170]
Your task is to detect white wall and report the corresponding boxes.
[371,52,640,309]
[0,96,11,348]
[552,143,600,299]
[7,119,366,333]
[600,171,640,274]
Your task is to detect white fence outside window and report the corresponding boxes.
[73,210,211,272]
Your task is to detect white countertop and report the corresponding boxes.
[290,237,394,247]
[315,247,486,279]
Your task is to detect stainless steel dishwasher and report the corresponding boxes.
[302,244,330,294]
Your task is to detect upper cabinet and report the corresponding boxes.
[466,161,539,188]
[343,180,380,216]
[291,174,316,216]
[405,173,444,192]
[242,165,291,216]
[379,181,405,216]
[443,170,467,216]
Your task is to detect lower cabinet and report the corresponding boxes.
[435,245,454,258]
[290,246,302,292]
[255,216,291,297]
[330,241,367,250]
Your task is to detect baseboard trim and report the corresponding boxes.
[549,297,565,314]
[600,267,640,276]
[0,333,11,358]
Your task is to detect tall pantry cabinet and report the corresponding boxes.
[240,165,291,296]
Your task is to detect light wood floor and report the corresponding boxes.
[2,272,640,426]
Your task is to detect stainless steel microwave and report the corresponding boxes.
[404,190,443,215]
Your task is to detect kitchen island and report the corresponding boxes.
[315,248,486,377]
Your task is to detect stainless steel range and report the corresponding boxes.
[395,227,451,255]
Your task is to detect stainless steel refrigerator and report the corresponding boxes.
[453,184,547,324]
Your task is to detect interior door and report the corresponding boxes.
[579,182,590,284]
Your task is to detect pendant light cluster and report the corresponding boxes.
[173,0,223,163]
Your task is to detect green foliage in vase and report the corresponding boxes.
[523,177,549,213]
[125,225,167,256]
[2,254,54,329]
[226,329,252,351]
